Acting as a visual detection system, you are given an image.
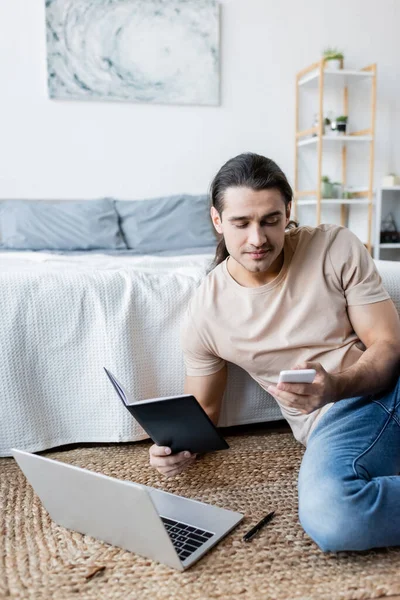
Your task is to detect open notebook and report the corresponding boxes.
[103,368,229,454]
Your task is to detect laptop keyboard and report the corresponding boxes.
[161,517,214,561]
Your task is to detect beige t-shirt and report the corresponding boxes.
[180,224,391,445]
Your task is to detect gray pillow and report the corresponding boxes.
[115,195,217,253]
[0,199,126,250]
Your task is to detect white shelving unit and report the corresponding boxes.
[298,68,374,87]
[374,186,400,260]
[297,135,373,148]
[294,59,377,253]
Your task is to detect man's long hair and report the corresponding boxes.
[210,153,298,269]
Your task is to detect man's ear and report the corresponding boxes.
[210,206,223,234]
[286,201,292,225]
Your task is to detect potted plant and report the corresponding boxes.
[324,117,331,135]
[323,47,344,70]
[336,115,348,134]
[321,176,333,198]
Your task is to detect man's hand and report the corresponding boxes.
[149,444,197,477]
[267,362,339,415]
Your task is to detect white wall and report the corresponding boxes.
[0,0,399,209]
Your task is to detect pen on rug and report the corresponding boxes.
[242,511,275,542]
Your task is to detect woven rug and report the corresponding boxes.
[1,427,400,600]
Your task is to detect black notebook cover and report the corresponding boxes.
[104,368,229,454]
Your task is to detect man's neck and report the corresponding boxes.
[227,250,285,288]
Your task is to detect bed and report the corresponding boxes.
[1,197,399,457]
[0,248,281,457]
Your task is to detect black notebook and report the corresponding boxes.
[103,368,229,454]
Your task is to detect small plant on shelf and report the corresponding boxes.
[323,47,344,70]
[321,175,333,198]
[336,115,348,134]
[324,117,331,135]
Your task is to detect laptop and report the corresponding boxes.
[12,449,244,571]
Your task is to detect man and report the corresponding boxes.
[149,153,400,552]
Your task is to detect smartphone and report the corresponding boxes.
[278,369,316,384]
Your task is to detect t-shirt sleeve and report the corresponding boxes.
[328,226,391,306]
[180,305,226,377]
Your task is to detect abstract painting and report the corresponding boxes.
[45,0,220,105]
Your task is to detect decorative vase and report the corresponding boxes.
[321,181,333,198]
[330,120,338,136]
[332,183,343,199]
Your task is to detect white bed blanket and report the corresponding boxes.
[0,252,280,456]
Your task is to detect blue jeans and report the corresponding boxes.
[298,375,400,552]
